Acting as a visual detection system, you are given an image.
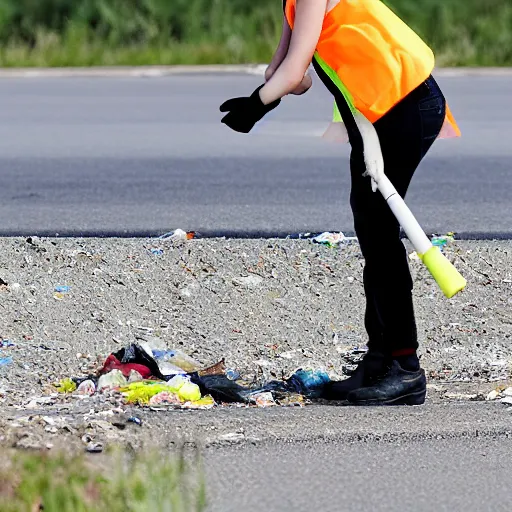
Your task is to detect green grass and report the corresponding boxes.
[0,0,510,67]
[0,446,207,512]
[384,0,512,66]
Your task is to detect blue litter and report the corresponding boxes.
[55,285,71,293]
[0,356,13,367]
[287,369,331,398]
[226,368,240,381]
[431,233,455,249]
[152,349,176,359]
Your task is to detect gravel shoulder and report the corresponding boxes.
[0,236,511,452]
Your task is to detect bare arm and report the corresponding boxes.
[259,0,327,104]
[265,9,313,95]
[265,15,292,81]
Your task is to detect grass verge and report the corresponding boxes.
[0,445,206,512]
[0,1,510,67]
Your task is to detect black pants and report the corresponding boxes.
[349,76,446,354]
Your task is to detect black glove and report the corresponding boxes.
[219,85,281,133]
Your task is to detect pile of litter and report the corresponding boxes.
[56,342,332,410]
[294,230,457,252]
[297,231,357,248]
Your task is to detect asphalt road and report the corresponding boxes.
[204,436,512,512]
[199,401,512,512]
[131,397,512,512]
[154,398,512,512]
[0,72,510,237]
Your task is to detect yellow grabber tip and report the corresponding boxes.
[418,246,466,298]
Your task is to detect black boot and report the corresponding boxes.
[321,351,390,401]
[346,360,426,406]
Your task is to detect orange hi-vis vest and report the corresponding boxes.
[284,0,461,140]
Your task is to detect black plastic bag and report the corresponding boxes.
[112,343,167,381]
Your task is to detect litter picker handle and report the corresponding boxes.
[377,175,466,298]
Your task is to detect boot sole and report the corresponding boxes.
[348,389,426,406]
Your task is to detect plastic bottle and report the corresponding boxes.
[140,340,201,374]
[151,349,200,373]
[287,369,331,398]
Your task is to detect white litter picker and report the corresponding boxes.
[354,111,467,299]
